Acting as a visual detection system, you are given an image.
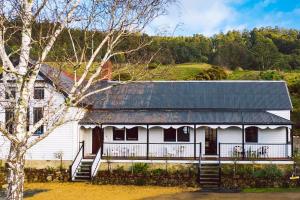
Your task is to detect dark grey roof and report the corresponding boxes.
[39,63,74,93]
[87,81,292,110]
[79,110,292,125]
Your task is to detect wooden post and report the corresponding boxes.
[286,127,289,144]
[242,125,245,159]
[291,126,294,157]
[194,124,196,160]
[146,125,149,160]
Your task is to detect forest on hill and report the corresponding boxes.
[5,22,300,71]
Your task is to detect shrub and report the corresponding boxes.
[112,72,132,81]
[130,163,149,174]
[259,70,283,80]
[147,62,159,70]
[195,66,227,80]
[253,165,283,179]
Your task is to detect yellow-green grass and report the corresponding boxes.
[243,187,300,193]
[24,183,196,200]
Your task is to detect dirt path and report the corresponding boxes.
[144,191,300,200]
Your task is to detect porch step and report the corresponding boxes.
[73,159,93,182]
[198,162,221,190]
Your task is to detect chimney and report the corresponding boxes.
[100,61,112,81]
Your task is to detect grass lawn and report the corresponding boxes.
[23,183,196,200]
[243,187,300,193]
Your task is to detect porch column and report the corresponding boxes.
[194,124,196,159]
[286,127,289,158]
[146,125,149,160]
[286,127,289,144]
[242,125,245,159]
[291,126,294,157]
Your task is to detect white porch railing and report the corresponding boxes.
[103,143,147,158]
[102,143,201,159]
[149,143,200,158]
[220,143,292,159]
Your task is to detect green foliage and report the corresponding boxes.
[130,163,149,174]
[259,70,284,80]
[112,72,132,81]
[253,165,283,179]
[195,66,227,80]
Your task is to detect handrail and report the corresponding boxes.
[91,148,102,179]
[219,143,291,158]
[70,141,84,181]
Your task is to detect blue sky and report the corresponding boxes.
[147,0,300,36]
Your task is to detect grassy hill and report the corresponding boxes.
[48,62,300,135]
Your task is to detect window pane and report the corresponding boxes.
[164,128,176,142]
[245,127,258,143]
[5,108,14,134]
[113,128,125,140]
[33,108,44,134]
[34,88,44,99]
[177,127,190,142]
[126,127,138,141]
[5,88,16,99]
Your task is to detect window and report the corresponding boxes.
[164,128,176,142]
[113,128,125,140]
[5,108,14,134]
[177,127,190,142]
[33,107,44,134]
[245,127,258,143]
[126,127,138,141]
[34,87,44,99]
[5,87,16,99]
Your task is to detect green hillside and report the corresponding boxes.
[48,62,300,135]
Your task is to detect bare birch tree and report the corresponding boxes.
[0,0,174,199]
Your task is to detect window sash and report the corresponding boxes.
[177,127,190,142]
[164,128,176,142]
[33,107,44,134]
[34,88,44,99]
[113,128,125,140]
[245,127,258,143]
[126,127,138,141]
[5,87,16,99]
[5,109,14,134]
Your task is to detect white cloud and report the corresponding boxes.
[147,0,243,36]
[146,0,300,36]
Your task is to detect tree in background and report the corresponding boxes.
[0,0,173,199]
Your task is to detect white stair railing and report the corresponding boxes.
[70,142,84,181]
[91,148,102,179]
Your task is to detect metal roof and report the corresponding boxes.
[87,81,292,110]
[79,110,292,125]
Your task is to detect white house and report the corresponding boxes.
[0,64,294,182]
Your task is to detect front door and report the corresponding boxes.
[205,127,217,155]
[92,127,103,154]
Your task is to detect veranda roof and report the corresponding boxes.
[79,110,292,126]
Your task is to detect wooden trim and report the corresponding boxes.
[146,125,149,160]
[194,124,196,159]
[242,125,245,159]
[286,127,289,144]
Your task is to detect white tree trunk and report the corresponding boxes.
[6,144,26,200]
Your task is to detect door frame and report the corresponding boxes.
[92,127,104,154]
[204,127,218,155]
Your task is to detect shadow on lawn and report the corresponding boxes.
[24,189,50,198]
[141,188,241,200]
[0,189,49,199]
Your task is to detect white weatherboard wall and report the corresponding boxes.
[0,114,82,161]
[258,127,286,144]
[0,80,85,161]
